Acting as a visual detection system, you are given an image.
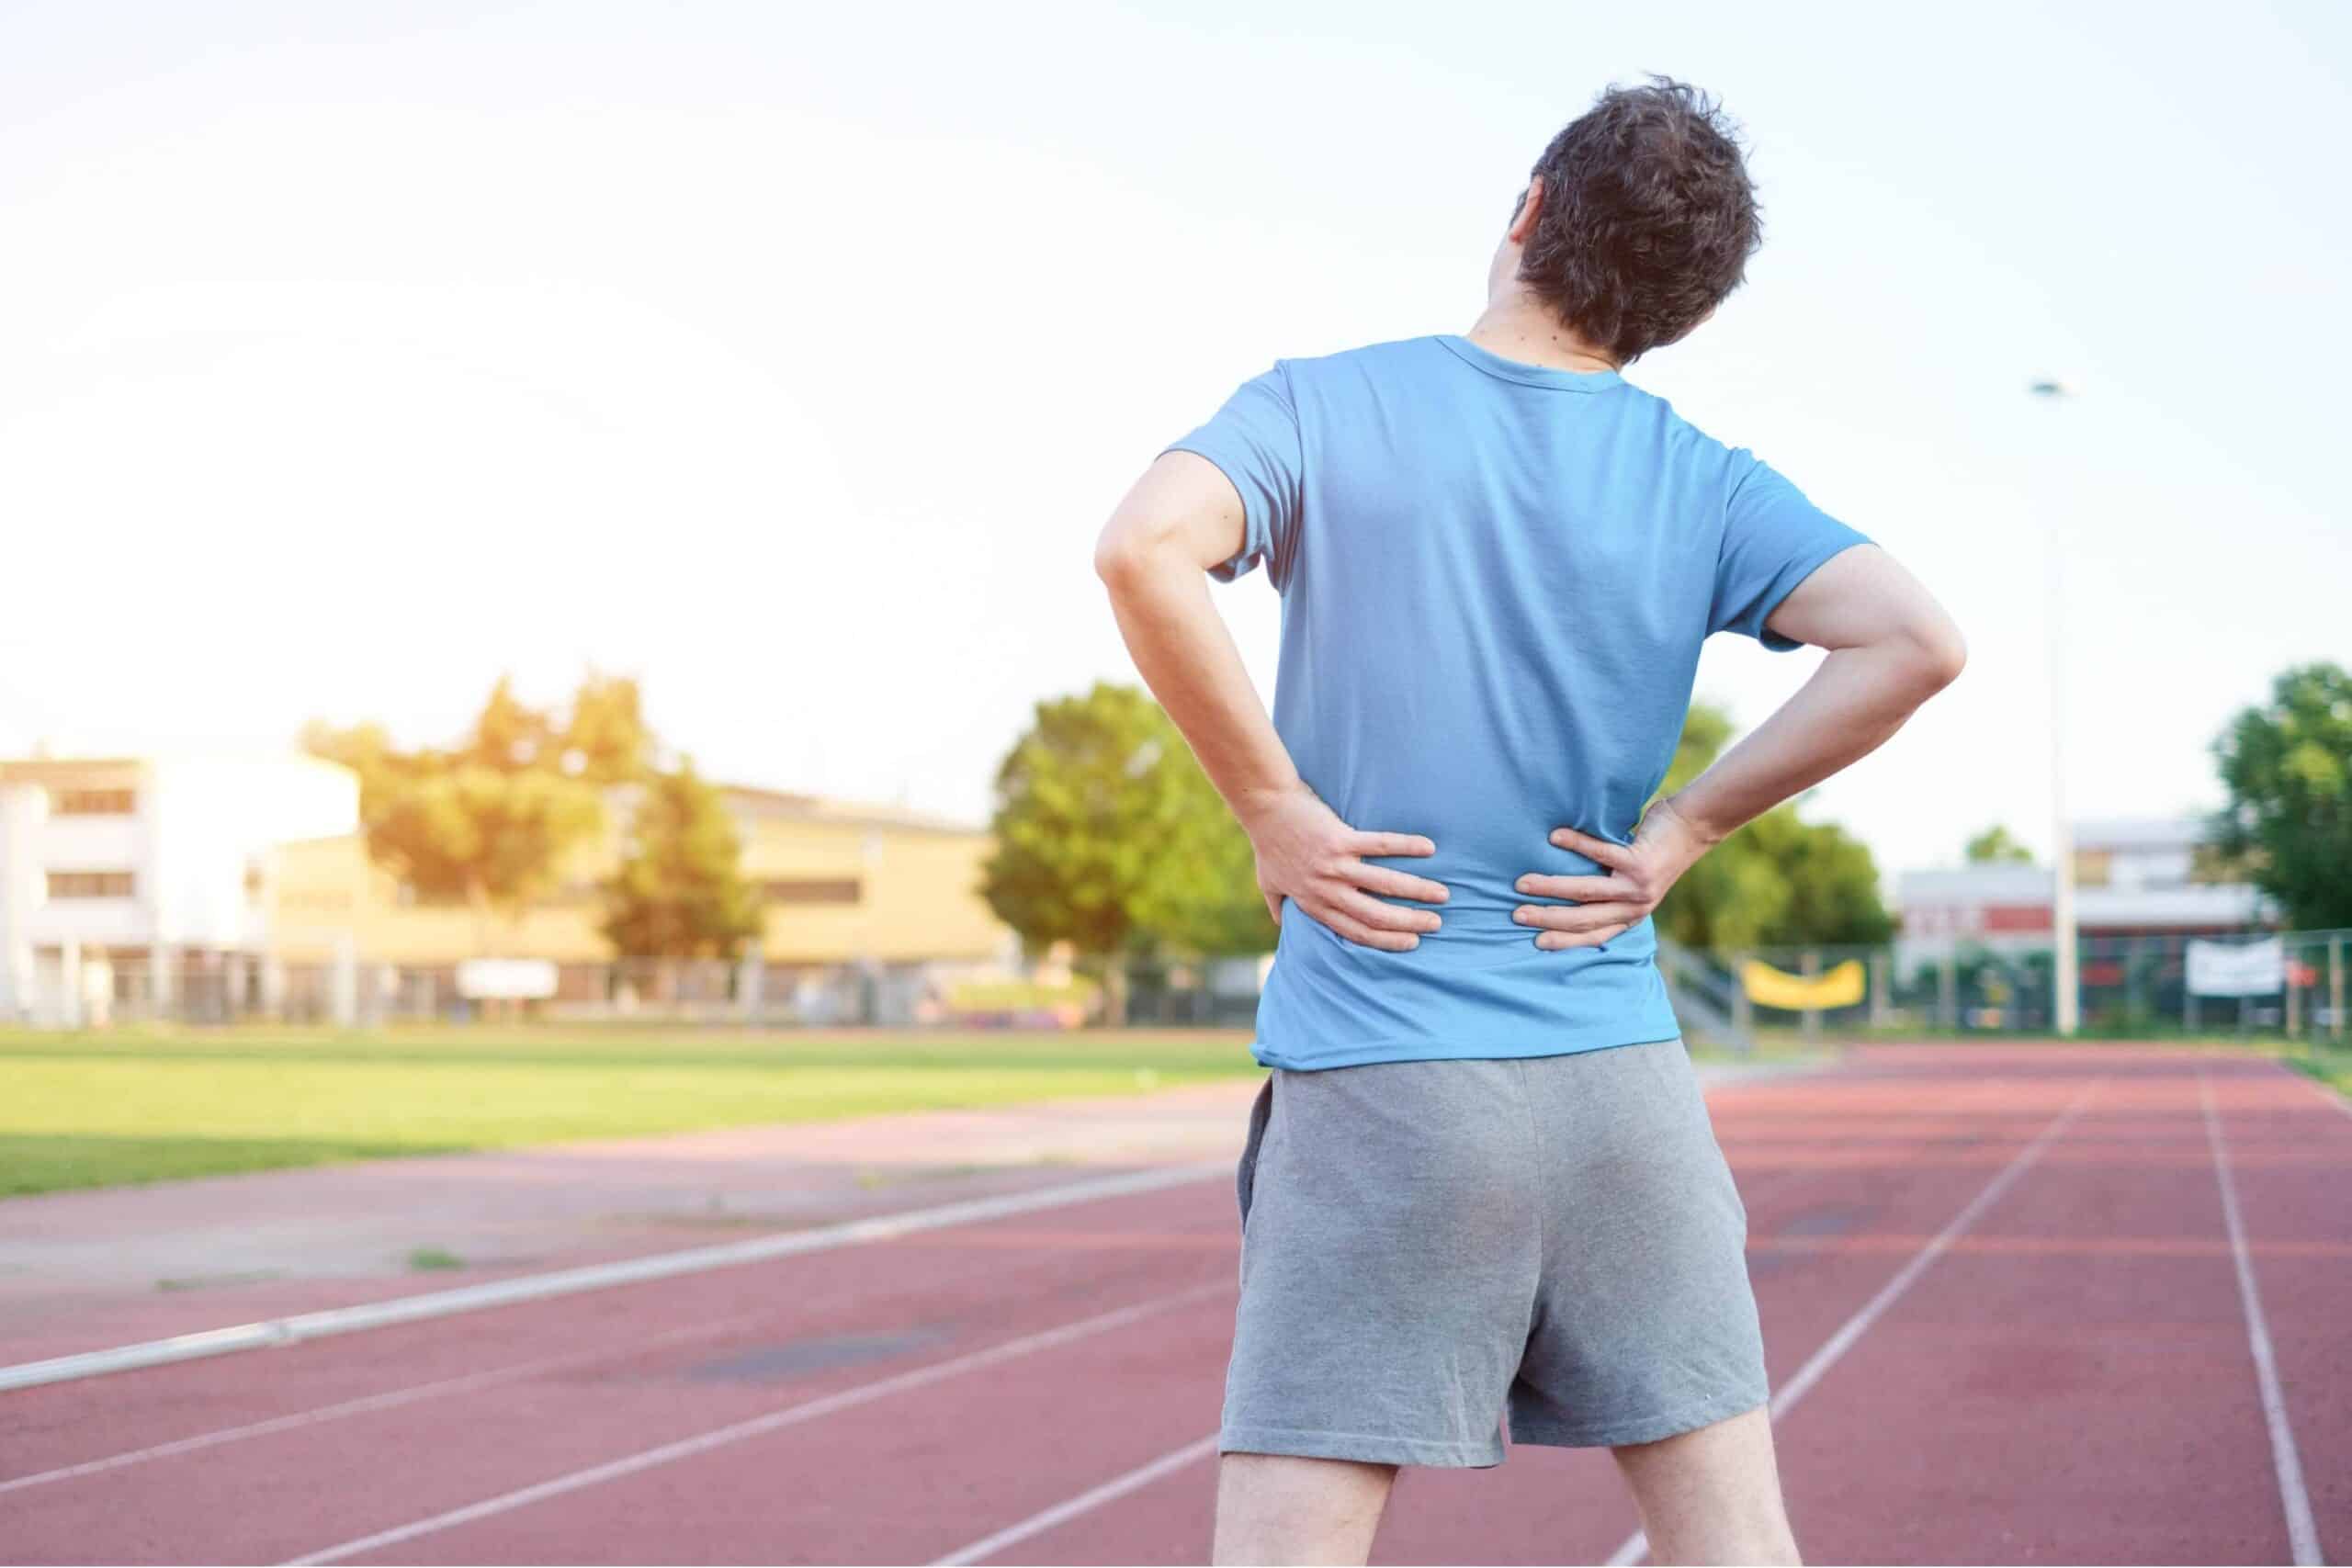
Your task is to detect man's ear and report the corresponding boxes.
[1507,176,1544,245]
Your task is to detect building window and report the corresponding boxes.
[51,787,136,817]
[48,870,135,899]
[763,877,862,906]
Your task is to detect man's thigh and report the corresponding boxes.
[1213,1453,1396,1566]
[1610,1404,1801,1564]
[1222,1061,1543,1470]
[1509,1041,1770,1450]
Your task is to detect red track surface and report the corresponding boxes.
[1,1044,2343,1565]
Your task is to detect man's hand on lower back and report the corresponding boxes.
[1513,796,1717,951]
[1238,783,1448,953]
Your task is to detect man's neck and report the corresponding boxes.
[1463,297,1620,374]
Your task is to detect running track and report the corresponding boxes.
[2,1044,2344,1565]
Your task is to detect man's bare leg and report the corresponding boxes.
[1611,1405,1802,1565]
[1213,1453,1398,1565]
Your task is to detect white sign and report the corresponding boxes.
[457,957,560,1000]
[2185,938,2283,998]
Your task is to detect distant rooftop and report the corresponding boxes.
[715,783,982,837]
[0,751,355,782]
[2073,816,2219,852]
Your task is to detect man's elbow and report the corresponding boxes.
[1905,614,1968,695]
[1092,521,1150,593]
[1092,514,1185,597]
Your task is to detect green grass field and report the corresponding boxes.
[0,1026,1263,1197]
[2281,1041,2352,1101]
[13,1025,2315,1201]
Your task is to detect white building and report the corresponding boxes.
[0,754,359,1025]
[1895,816,2274,970]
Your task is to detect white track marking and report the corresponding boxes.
[2200,1068,2323,1565]
[1604,1080,2102,1568]
[0,1161,1227,1393]
[282,1281,1231,1566]
[931,1434,1221,1565]
[0,1310,776,1495]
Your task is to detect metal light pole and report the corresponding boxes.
[2030,378,2079,1036]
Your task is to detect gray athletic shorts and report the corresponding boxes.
[1221,1039,1769,1467]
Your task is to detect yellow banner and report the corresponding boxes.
[1741,958,1866,1010]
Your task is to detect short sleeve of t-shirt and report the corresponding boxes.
[1161,364,1304,588]
[1710,457,1872,650]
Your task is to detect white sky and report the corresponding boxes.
[3,0,2346,882]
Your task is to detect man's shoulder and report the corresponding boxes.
[1266,334,1448,382]
[1624,386,1765,482]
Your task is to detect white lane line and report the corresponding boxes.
[1605,1079,2102,1568]
[282,1281,1232,1566]
[0,1161,1227,1393]
[0,1309,777,1495]
[2200,1068,2323,1566]
[931,1435,1221,1566]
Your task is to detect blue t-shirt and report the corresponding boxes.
[1166,333,1870,1071]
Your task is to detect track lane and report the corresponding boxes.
[1760,1051,2292,1565]
[2204,1058,2352,1562]
[964,1055,2109,1565]
[0,1184,1237,1563]
[11,1046,2346,1568]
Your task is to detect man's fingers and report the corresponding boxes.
[1309,899,1419,952]
[1513,900,1645,933]
[1352,864,1451,905]
[1330,886,1442,934]
[1548,826,1630,868]
[1514,873,1619,903]
[1536,921,1633,951]
[1351,830,1437,859]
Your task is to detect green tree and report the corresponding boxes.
[1964,824,2034,863]
[1761,812,1897,945]
[1652,703,1894,951]
[304,677,614,953]
[1663,701,1735,796]
[2212,661,2352,929]
[560,671,656,784]
[600,759,763,963]
[1131,754,1269,958]
[982,682,1270,1021]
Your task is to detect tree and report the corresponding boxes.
[1652,702,1895,951]
[372,761,604,949]
[1129,738,1270,959]
[560,672,656,784]
[1964,824,2035,864]
[1760,812,1897,946]
[303,677,616,953]
[2212,661,2352,930]
[600,759,763,964]
[982,683,1270,1021]
[1663,702,1735,796]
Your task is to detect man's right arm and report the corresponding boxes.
[1512,544,1964,949]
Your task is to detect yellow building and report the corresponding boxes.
[266,784,1013,1022]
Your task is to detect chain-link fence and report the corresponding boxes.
[8,951,990,1030]
[1716,928,2350,1041]
[12,930,2347,1041]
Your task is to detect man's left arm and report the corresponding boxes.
[1093,452,1450,953]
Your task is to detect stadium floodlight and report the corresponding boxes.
[2030,378,2080,1035]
